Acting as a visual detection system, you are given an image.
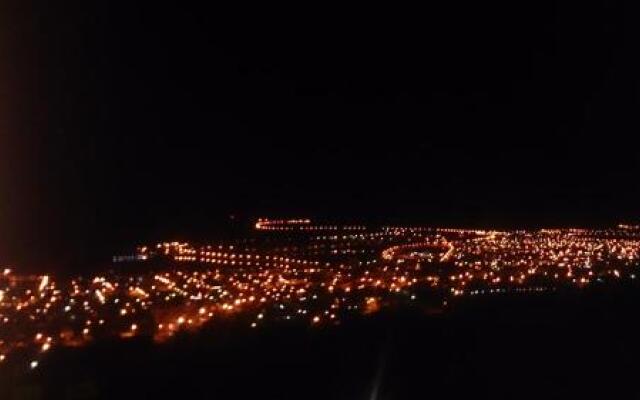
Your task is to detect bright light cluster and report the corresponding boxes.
[1,219,639,371]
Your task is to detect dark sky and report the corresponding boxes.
[1,2,639,271]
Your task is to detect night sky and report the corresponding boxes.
[1,2,639,271]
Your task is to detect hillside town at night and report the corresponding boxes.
[2,219,639,373]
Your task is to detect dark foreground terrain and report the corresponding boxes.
[2,283,639,400]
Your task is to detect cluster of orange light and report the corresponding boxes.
[255,218,365,232]
[1,220,639,372]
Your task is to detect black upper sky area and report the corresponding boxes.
[1,1,638,271]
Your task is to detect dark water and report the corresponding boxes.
[2,284,639,399]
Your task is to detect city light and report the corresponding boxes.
[1,218,639,371]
